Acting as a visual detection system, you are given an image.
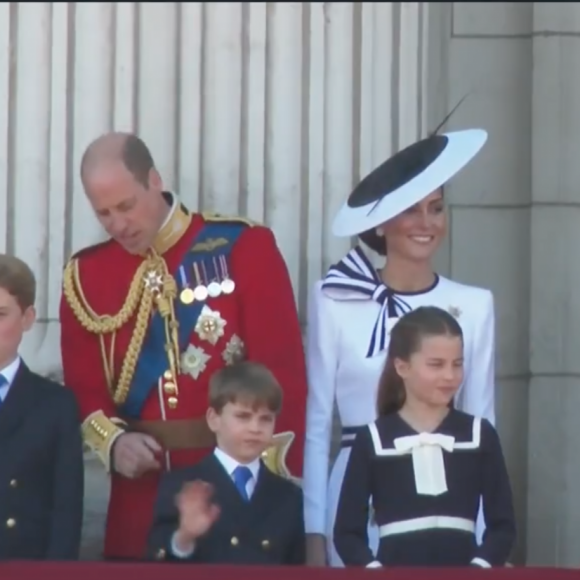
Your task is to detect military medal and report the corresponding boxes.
[218,255,235,294]
[180,288,195,304]
[221,278,235,294]
[207,281,221,297]
[178,266,195,304]
[202,261,222,298]
[193,285,208,301]
[192,263,208,302]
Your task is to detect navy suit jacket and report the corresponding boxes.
[148,454,305,565]
[0,362,84,560]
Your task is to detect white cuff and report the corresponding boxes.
[170,532,196,558]
[366,560,382,568]
[471,557,491,568]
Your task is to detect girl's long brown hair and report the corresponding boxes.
[376,306,463,416]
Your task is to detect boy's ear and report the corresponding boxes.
[22,305,36,332]
[206,407,219,433]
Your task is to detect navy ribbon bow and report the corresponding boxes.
[321,247,413,358]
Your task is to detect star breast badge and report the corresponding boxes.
[194,306,227,345]
[181,344,211,380]
[221,334,246,365]
[144,270,163,293]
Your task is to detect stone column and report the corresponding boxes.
[444,2,533,564]
[528,2,580,568]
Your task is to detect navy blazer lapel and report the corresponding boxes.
[247,462,284,519]
[0,362,38,439]
[205,454,250,512]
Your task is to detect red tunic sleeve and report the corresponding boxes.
[230,225,307,477]
[59,251,127,470]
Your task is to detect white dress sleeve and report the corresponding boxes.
[303,282,339,535]
[460,289,496,425]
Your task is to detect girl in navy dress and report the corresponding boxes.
[333,306,515,568]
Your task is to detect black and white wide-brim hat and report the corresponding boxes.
[332,129,488,251]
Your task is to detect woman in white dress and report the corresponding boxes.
[303,127,496,566]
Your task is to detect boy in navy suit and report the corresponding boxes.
[148,361,305,564]
[0,254,84,559]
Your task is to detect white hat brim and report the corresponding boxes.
[332,129,488,238]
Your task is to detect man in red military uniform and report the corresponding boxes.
[59,133,307,560]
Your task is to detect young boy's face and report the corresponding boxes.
[207,400,276,464]
[0,288,35,366]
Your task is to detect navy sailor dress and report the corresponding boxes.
[333,409,516,568]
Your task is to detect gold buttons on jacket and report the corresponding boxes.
[6,518,16,528]
[261,539,270,549]
[9,479,17,488]
[155,548,166,560]
[230,536,239,546]
[163,382,176,395]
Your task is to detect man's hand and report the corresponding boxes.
[306,534,328,566]
[175,481,220,548]
[112,432,162,478]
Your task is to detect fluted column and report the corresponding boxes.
[528,2,580,567]
[443,2,533,564]
[0,2,427,374]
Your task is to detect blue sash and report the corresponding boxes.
[120,221,247,418]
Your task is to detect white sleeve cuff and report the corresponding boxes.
[471,557,491,568]
[170,532,195,558]
[366,560,382,568]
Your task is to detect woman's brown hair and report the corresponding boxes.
[376,306,463,416]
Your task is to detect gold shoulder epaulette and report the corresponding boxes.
[201,211,260,228]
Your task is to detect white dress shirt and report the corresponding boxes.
[170,448,261,558]
[0,356,21,402]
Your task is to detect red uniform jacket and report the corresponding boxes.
[60,208,307,560]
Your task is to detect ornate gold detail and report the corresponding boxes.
[152,196,192,255]
[191,238,228,253]
[222,334,246,365]
[163,381,177,395]
[194,306,226,345]
[181,344,211,380]
[62,251,182,406]
[261,431,300,485]
[81,410,127,472]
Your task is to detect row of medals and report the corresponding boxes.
[179,276,235,305]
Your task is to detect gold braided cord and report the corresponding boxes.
[113,289,154,405]
[62,258,149,334]
[62,252,180,406]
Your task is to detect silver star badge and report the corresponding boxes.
[144,270,163,293]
